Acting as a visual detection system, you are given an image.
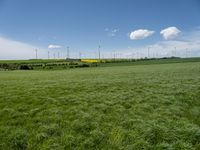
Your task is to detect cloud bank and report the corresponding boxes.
[0,27,199,60]
[130,29,155,40]
[0,37,47,60]
[114,28,200,59]
[160,27,181,40]
[48,44,62,49]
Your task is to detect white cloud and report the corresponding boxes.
[130,29,155,40]
[1,28,200,60]
[106,28,200,59]
[160,27,181,40]
[48,44,62,49]
[105,28,119,37]
[0,36,48,60]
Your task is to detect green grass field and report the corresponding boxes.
[1,57,200,71]
[0,61,200,149]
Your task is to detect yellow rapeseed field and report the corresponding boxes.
[81,59,99,63]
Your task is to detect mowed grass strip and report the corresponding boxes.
[0,62,200,149]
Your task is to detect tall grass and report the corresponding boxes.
[0,61,200,149]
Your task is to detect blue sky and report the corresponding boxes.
[0,0,200,59]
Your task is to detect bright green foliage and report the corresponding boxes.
[0,61,200,149]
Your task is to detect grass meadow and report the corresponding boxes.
[0,61,200,149]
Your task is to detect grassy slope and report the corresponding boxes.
[0,57,200,65]
[0,59,66,64]
[0,62,200,149]
[100,57,200,67]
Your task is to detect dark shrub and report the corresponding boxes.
[69,62,78,65]
[0,63,9,70]
[0,63,19,70]
[78,64,90,68]
[19,65,31,70]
